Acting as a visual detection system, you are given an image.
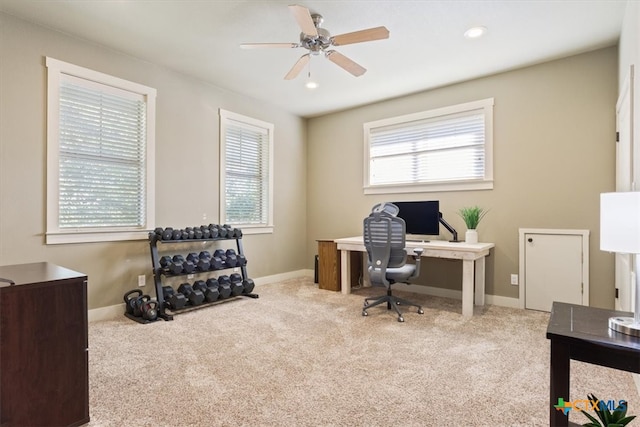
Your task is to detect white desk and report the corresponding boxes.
[334,236,494,317]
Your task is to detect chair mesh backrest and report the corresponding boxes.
[363,207,407,270]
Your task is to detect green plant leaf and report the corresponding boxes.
[581,408,603,426]
[457,206,489,229]
[617,415,636,426]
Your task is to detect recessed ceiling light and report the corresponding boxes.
[464,26,487,39]
[305,80,319,89]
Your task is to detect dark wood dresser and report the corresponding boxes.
[0,262,89,427]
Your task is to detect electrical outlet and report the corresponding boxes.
[510,274,519,286]
[138,275,146,287]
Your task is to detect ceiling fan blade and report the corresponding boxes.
[326,50,366,77]
[284,54,310,80]
[240,43,299,49]
[289,4,318,37]
[331,26,390,46]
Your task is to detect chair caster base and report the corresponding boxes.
[418,309,424,314]
[362,311,368,316]
[398,317,404,322]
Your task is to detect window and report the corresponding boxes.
[363,98,494,194]
[219,109,274,234]
[46,57,156,244]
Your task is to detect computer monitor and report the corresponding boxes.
[392,201,440,239]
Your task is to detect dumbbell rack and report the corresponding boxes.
[148,232,258,321]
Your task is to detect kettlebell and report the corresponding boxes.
[133,294,151,317]
[141,300,159,322]
[123,289,143,315]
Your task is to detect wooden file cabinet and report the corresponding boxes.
[317,240,361,291]
[0,262,89,427]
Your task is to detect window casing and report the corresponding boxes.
[46,57,156,244]
[219,109,274,234]
[363,98,494,194]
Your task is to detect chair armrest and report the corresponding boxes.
[412,248,424,278]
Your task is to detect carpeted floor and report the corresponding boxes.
[86,277,640,426]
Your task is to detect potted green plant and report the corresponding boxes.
[580,393,635,426]
[458,206,488,244]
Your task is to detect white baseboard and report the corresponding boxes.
[394,283,462,299]
[391,283,520,309]
[88,269,316,323]
[87,270,521,322]
[88,303,125,323]
[254,269,313,285]
[485,294,521,308]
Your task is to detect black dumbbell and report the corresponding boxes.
[193,227,203,239]
[233,228,243,238]
[172,228,182,240]
[213,249,227,267]
[217,225,228,238]
[184,227,195,239]
[202,227,211,239]
[165,255,184,274]
[193,280,219,303]
[162,227,173,240]
[211,277,231,299]
[181,229,189,240]
[227,274,244,297]
[223,224,234,238]
[208,224,220,238]
[187,252,210,272]
[162,286,187,310]
[225,249,238,267]
[199,251,221,270]
[174,255,196,274]
[210,255,224,270]
[243,278,255,294]
[236,253,247,267]
[178,283,205,306]
[160,255,173,270]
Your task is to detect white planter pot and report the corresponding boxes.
[465,229,478,244]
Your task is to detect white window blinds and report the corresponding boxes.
[364,98,494,194]
[219,109,273,232]
[369,111,485,185]
[224,121,269,224]
[58,76,147,228]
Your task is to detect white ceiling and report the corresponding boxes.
[0,0,627,118]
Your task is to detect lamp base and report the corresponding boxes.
[608,316,640,337]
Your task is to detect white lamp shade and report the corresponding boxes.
[600,192,640,254]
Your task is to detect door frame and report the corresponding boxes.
[615,64,634,311]
[518,228,590,309]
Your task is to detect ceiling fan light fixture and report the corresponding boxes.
[464,26,487,39]
[305,80,319,89]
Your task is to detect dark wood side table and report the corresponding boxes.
[0,262,89,427]
[317,240,362,292]
[546,302,640,426]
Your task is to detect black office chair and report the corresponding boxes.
[362,202,424,322]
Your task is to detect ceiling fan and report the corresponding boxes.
[240,4,389,80]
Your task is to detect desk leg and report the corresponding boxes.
[550,339,570,427]
[340,250,351,295]
[462,259,474,317]
[474,257,486,307]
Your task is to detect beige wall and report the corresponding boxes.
[0,11,622,311]
[0,14,308,309]
[306,46,618,308]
